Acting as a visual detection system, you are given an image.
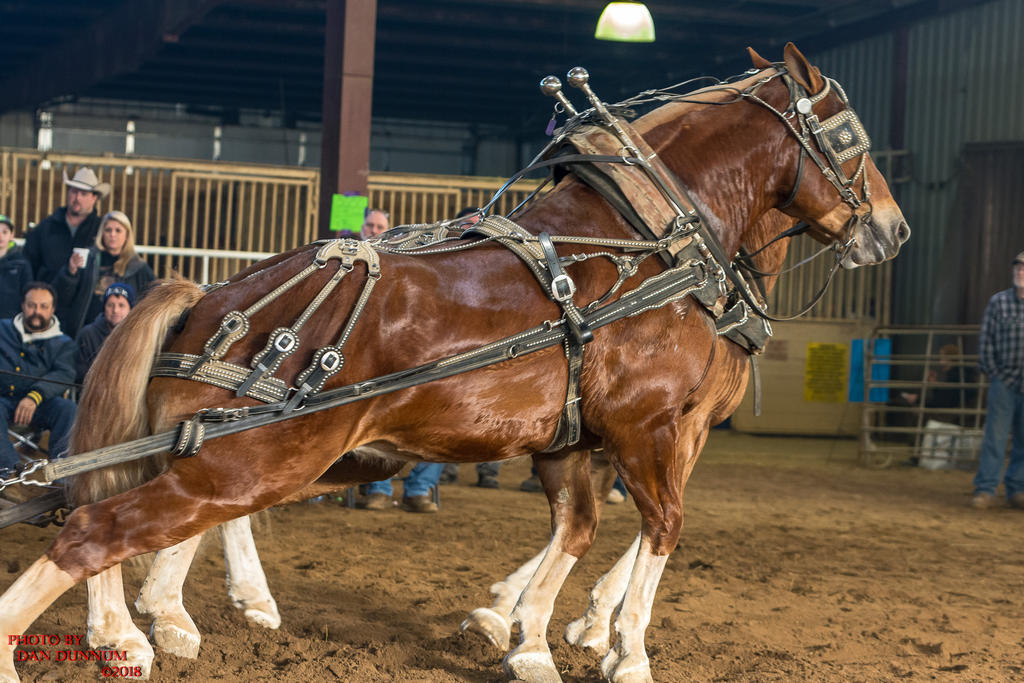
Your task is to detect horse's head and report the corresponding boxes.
[748,43,910,268]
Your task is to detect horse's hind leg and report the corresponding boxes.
[86,564,158,674]
[504,449,598,683]
[219,515,280,628]
[133,516,279,660]
[134,534,204,658]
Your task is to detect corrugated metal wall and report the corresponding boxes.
[813,0,1024,324]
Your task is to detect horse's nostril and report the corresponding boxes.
[897,221,910,243]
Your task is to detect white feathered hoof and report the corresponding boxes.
[564,616,610,655]
[119,641,155,680]
[88,632,154,679]
[460,608,511,651]
[503,649,562,683]
[150,613,200,659]
[602,650,653,683]
[243,600,281,630]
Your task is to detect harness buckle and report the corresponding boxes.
[196,407,248,423]
[550,273,576,302]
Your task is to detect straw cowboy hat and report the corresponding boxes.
[62,167,111,198]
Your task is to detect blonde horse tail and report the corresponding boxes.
[67,279,206,506]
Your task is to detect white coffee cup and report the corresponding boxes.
[72,247,90,267]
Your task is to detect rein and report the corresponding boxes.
[13,255,715,489]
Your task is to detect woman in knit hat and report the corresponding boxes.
[74,282,136,384]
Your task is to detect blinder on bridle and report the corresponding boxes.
[794,77,871,188]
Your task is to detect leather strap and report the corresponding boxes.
[540,339,585,453]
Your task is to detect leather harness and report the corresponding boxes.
[1,63,872,509]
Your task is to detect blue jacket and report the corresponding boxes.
[0,316,76,404]
[0,246,32,320]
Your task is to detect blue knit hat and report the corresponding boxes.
[103,282,135,307]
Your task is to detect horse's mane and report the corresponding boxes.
[630,67,777,136]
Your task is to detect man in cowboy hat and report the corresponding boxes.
[23,167,110,286]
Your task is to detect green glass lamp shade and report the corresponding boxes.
[595,2,655,43]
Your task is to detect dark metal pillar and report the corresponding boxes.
[318,0,377,239]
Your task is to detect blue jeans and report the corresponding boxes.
[366,462,444,498]
[442,462,499,478]
[972,378,1024,498]
[0,396,77,470]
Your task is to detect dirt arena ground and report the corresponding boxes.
[3,432,1023,682]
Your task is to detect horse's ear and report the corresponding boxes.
[747,47,772,70]
[783,42,825,94]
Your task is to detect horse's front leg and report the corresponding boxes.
[600,416,708,683]
[461,545,545,651]
[463,447,619,654]
[219,515,280,629]
[133,534,204,658]
[504,448,598,683]
[86,565,157,676]
[563,450,636,654]
[564,533,640,655]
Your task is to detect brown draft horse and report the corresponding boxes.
[79,210,798,669]
[0,44,908,683]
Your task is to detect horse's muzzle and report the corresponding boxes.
[841,217,910,268]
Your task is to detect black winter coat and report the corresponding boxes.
[23,207,102,285]
[53,248,155,338]
[0,246,32,320]
[74,312,114,384]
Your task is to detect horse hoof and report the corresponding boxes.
[151,619,200,659]
[564,617,610,655]
[243,602,281,630]
[609,665,654,683]
[87,631,154,678]
[504,650,562,683]
[602,651,653,683]
[460,608,511,651]
[120,647,154,680]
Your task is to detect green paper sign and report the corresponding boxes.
[329,194,368,232]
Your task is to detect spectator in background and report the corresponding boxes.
[971,250,1024,509]
[74,283,134,384]
[360,209,390,239]
[0,282,76,475]
[24,167,108,285]
[355,207,443,512]
[54,210,154,338]
[0,215,32,320]
[439,207,503,489]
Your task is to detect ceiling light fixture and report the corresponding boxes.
[595,2,655,43]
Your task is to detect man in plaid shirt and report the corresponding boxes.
[971,250,1024,509]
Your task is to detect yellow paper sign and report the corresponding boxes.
[804,343,848,403]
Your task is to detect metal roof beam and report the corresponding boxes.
[0,0,226,113]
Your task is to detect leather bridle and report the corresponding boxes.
[739,68,874,267]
